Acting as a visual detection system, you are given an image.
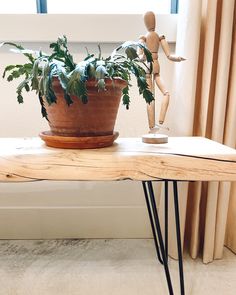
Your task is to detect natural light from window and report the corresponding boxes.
[0,0,36,13]
[0,0,172,14]
[47,0,171,14]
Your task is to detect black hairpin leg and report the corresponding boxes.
[142,180,169,265]
[173,180,185,295]
[142,181,173,295]
[142,180,185,295]
[142,181,163,264]
[164,180,169,261]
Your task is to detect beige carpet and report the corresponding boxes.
[0,239,235,295]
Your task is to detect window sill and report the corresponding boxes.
[0,14,177,43]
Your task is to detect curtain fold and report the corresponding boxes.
[167,0,236,263]
[224,0,236,253]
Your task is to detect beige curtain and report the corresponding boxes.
[166,0,236,263]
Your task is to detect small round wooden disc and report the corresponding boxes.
[39,131,119,149]
[142,133,168,144]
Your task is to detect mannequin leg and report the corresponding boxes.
[154,75,170,124]
[146,75,155,129]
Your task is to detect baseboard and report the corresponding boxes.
[0,181,160,239]
[0,207,152,239]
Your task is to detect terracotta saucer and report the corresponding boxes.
[39,131,119,149]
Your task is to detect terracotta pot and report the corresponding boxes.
[44,78,127,137]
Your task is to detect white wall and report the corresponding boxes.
[0,15,177,238]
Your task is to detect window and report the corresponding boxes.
[0,0,178,43]
[47,0,172,14]
[0,0,178,14]
[0,0,36,13]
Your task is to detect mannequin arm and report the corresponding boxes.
[160,36,185,62]
[137,36,146,61]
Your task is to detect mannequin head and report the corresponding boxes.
[143,11,156,32]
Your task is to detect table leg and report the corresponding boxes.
[142,180,169,265]
[142,181,174,295]
[142,181,163,264]
[142,180,185,295]
[173,180,185,295]
[164,180,169,262]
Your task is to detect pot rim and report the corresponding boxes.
[52,76,128,87]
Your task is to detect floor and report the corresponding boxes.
[0,239,235,295]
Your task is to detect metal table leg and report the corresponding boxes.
[142,181,164,264]
[142,180,169,265]
[142,180,185,295]
[142,181,173,295]
[173,180,185,295]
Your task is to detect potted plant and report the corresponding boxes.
[1,36,154,148]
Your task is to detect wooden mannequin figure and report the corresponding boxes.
[139,11,185,144]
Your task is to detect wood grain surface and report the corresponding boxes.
[1,137,236,182]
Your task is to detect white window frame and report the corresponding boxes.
[0,14,177,43]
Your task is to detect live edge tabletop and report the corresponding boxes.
[1,137,236,183]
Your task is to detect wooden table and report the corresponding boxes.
[1,136,236,295]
